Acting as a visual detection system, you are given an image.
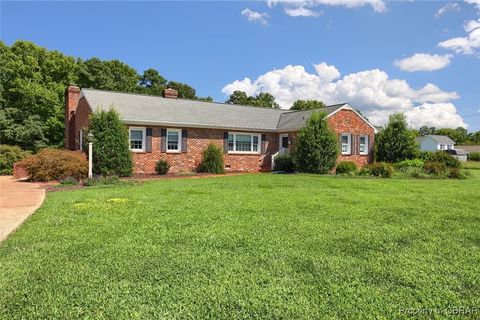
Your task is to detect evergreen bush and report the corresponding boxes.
[0,145,30,175]
[198,144,224,174]
[365,162,393,178]
[294,112,338,174]
[86,108,133,176]
[375,113,418,162]
[335,161,358,175]
[273,154,295,173]
[155,160,170,175]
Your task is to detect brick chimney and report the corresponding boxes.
[64,85,80,150]
[163,88,178,99]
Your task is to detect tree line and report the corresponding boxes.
[0,41,211,151]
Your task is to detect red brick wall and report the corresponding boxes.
[130,126,278,174]
[73,97,92,150]
[64,86,80,150]
[327,109,375,167]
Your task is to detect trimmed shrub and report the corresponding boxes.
[83,175,120,186]
[19,148,88,181]
[294,112,338,174]
[335,161,357,175]
[430,151,460,168]
[155,160,170,175]
[0,145,30,175]
[447,168,466,179]
[419,151,434,162]
[273,154,295,173]
[198,144,224,174]
[86,108,133,177]
[423,161,446,176]
[394,159,424,172]
[366,162,393,178]
[468,152,480,161]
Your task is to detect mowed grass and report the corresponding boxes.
[464,161,480,170]
[1,173,479,319]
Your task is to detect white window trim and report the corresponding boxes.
[166,128,182,153]
[228,132,261,154]
[341,133,351,155]
[279,133,289,150]
[129,126,146,152]
[359,135,369,155]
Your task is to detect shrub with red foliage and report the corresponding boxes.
[19,149,88,182]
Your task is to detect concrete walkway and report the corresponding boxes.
[0,176,45,242]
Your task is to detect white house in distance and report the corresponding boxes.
[417,135,455,152]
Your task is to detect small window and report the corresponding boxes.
[359,135,369,155]
[341,134,351,155]
[129,127,146,152]
[227,132,261,153]
[253,135,259,152]
[228,134,234,151]
[167,129,181,152]
[439,144,445,150]
[281,136,289,149]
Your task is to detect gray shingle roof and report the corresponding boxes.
[80,89,353,132]
[420,135,455,144]
[277,104,346,131]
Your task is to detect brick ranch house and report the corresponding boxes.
[65,86,376,174]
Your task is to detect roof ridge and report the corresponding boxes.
[82,88,288,112]
[82,88,346,114]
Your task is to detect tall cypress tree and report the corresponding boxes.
[86,108,132,176]
[294,112,338,173]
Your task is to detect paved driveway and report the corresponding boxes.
[0,176,45,242]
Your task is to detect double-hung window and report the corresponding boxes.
[167,129,181,152]
[228,132,260,153]
[129,127,146,152]
[359,135,369,155]
[341,134,351,155]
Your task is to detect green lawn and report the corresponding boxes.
[463,161,480,170]
[1,173,479,319]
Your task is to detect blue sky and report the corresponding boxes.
[1,0,479,130]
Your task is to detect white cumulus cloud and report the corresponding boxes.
[438,17,480,54]
[221,63,467,128]
[394,53,453,72]
[435,2,460,18]
[284,6,322,17]
[241,8,269,26]
[268,0,387,14]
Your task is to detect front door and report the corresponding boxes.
[279,134,289,150]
